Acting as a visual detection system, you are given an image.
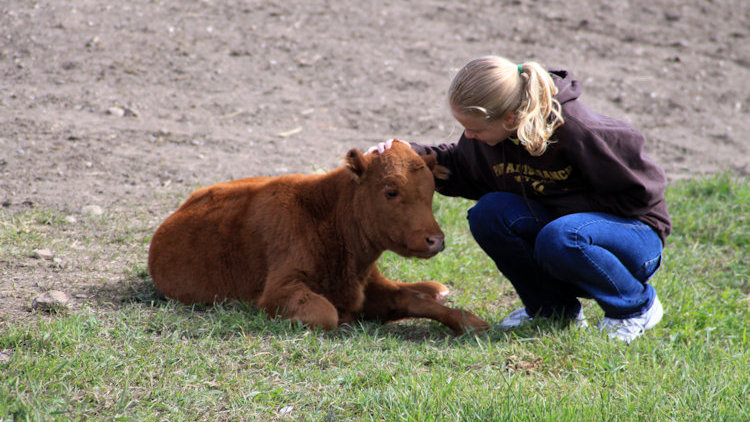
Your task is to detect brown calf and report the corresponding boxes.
[148,141,488,334]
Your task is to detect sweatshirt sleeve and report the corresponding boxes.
[558,108,668,218]
[410,138,494,200]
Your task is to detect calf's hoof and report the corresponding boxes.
[451,310,490,335]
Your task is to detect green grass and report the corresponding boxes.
[2,174,749,421]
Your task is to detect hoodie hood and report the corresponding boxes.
[550,70,581,105]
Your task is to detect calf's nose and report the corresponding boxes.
[425,234,445,253]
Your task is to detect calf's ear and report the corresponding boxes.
[346,148,368,177]
[433,164,451,180]
[420,153,451,180]
[420,153,437,170]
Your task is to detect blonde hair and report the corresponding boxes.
[448,56,564,156]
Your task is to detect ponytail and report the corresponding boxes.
[515,62,564,156]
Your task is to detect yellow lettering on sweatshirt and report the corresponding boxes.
[492,163,573,194]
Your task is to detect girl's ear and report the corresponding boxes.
[345,148,368,177]
[502,110,517,130]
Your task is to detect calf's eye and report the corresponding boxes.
[385,189,399,199]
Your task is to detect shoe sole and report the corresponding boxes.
[643,297,664,331]
[597,297,663,342]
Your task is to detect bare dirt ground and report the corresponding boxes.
[1,0,749,322]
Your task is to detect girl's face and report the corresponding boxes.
[451,106,515,146]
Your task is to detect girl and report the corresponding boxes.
[373,56,671,342]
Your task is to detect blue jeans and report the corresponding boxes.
[467,192,662,319]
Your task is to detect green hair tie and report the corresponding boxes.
[517,64,524,75]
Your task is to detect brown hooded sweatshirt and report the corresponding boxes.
[411,70,672,244]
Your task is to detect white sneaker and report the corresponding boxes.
[598,296,663,343]
[497,308,533,329]
[498,307,587,330]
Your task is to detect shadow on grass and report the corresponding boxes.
[86,273,521,345]
[84,276,167,308]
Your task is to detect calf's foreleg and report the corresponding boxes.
[258,275,339,330]
[361,271,488,335]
